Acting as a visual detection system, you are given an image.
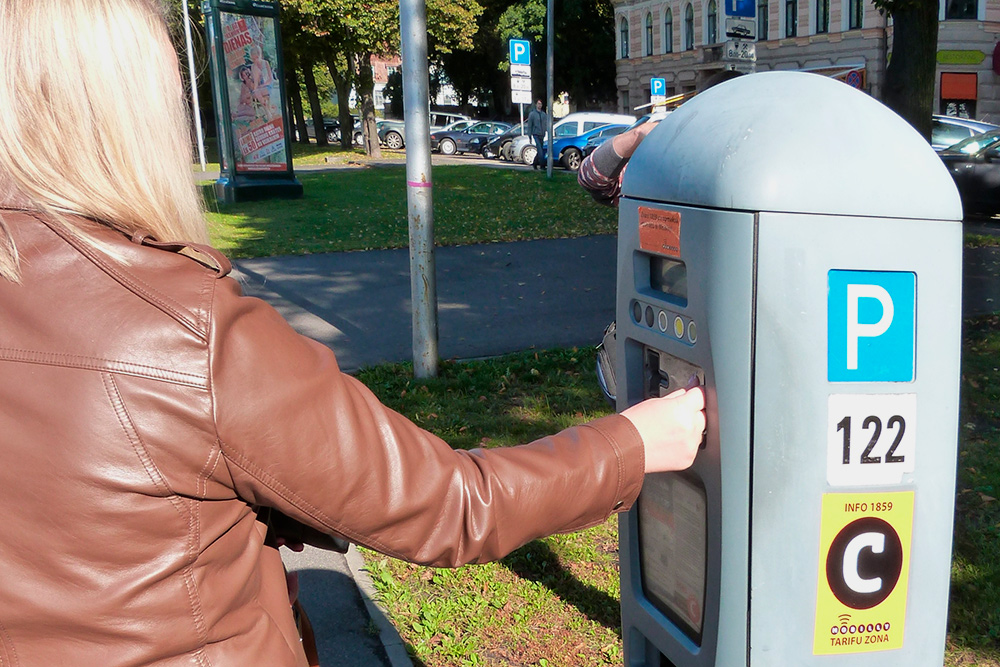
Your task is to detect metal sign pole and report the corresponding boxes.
[181,0,206,171]
[400,0,439,378]
[545,0,554,177]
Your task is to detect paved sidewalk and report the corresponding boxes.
[233,235,617,372]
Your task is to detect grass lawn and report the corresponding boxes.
[203,165,615,258]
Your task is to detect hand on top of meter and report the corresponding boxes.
[622,387,706,473]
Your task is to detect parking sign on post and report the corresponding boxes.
[650,77,666,105]
[509,39,531,66]
[509,39,533,116]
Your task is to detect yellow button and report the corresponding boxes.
[673,316,684,338]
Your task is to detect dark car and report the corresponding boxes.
[299,117,339,143]
[939,130,1000,217]
[580,124,629,158]
[481,122,526,160]
[430,121,511,155]
[931,115,1000,152]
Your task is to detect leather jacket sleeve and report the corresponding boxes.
[208,277,645,567]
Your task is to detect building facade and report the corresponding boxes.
[613,0,1000,121]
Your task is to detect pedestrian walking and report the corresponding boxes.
[526,98,547,170]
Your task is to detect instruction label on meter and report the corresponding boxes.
[827,394,916,486]
[638,207,681,258]
[813,492,913,655]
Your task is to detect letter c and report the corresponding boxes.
[842,531,885,594]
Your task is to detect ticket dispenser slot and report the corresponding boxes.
[643,348,704,399]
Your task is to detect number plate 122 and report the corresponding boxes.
[826,394,916,487]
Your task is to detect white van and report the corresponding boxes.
[512,111,638,163]
[549,111,637,140]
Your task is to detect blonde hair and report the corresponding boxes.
[0,0,209,282]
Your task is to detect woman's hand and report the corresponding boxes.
[621,387,706,473]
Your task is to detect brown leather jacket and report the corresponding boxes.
[0,210,644,666]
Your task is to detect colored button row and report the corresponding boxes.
[631,300,697,344]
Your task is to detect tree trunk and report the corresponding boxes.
[301,61,328,147]
[356,53,382,158]
[326,56,355,150]
[881,0,939,141]
[286,66,309,145]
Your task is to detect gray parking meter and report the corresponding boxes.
[616,72,964,666]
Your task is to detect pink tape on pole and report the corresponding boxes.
[406,180,433,188]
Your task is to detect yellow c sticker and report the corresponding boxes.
[813,491,914,655]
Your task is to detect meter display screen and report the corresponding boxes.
[637,472,707,644]
[650,256,688,302]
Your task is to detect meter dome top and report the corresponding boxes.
[621,71,962,221]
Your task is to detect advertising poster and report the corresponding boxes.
[220,12,287,172]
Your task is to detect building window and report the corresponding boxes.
[785,0,797,36]
[707,0,718,43]
[757,0,769,38]
[945,0,977,18]
[665,8,674,52]
[940,72,978,117]
[816,0,829,32]
[685,4,695,50]
[621,89,631,114]
[646,13,654,55]
[620,17,630,58]
[848,0,862,28]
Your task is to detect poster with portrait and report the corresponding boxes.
[219,12,287,172]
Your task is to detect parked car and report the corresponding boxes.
[581,124,629,157]
[549,111,636,141]
[430,121,511,155]
[932,115,999,151]
[538,123,630,170]
[374,114,473,149]
[481,122,525,159]
[429,111,471,131]
[299,117,340,143]
[511,111,638,164]
[939,129,1000,216]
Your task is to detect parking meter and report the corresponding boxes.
[615,72,963,666]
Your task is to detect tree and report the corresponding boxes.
[481,0,618,112]
[875,0,939,140]
[285,0,482,156]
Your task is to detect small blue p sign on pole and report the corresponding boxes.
[509,39,531,65]
[651,78,666,97]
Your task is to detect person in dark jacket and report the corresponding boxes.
[0,2,705,665]
[526,98,547,169]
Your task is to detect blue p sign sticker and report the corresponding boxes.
[651,78,666,96]
[828,270,916,382]
[509,39,531,65]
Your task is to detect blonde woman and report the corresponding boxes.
[0,1,705,665]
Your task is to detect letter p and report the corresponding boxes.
[846,284,893,371]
